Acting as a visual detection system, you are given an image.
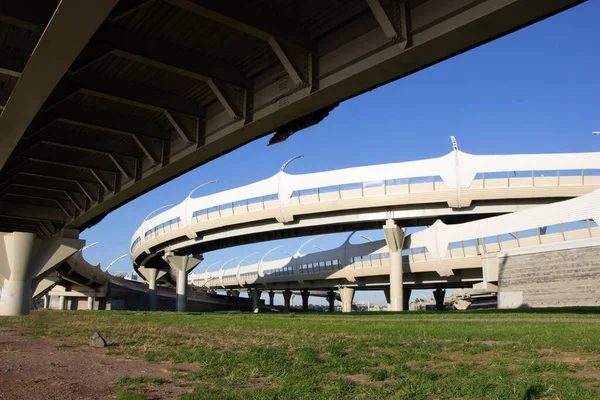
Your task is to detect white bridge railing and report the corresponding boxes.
[132,140,600,258]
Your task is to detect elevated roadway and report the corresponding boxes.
[190,190,600,312]
[131,147,600,263]
[0,0,586,236]
[129,147,600,311]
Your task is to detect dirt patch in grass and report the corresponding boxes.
[405,359,489,370]
[0,328,197,400]
[233,375,278,390]
[543,351,600,364]
[328,373,393,388]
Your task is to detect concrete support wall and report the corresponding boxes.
[498,241,600,308]
[0,232,83,316]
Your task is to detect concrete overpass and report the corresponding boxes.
[191,189,600,312]
[131,146,600,264]
[0,0,586,237]
[128,146,600,311]
[0,0,590,316]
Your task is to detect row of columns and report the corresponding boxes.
[138,219,445,314]
[40,295,96,310]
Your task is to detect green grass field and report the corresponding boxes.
[2,309,600,399]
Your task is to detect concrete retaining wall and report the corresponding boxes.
[498,239,600,308]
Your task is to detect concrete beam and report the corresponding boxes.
[164,0,317,53]
[0,0,119,170]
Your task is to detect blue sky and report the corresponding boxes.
[81,1,600,306]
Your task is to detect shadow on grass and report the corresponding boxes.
[522,384,546,400]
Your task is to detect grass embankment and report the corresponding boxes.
[2,309,600,399]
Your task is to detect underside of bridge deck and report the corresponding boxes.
[0,0,585,236]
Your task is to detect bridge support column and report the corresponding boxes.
[404,288,411,311]
[58,295,65,310]
[163,253,203,312]
[327,290,336,312]
[268,290,275,306]
[283,289,292,312]
[250,289,262,313]
[340,287,355,313]
[0,231,84,316]
[383,288,391,310]
[147,268,158,311]
[434,288,446,311]
[43,295,50,309]
[87,296,94,311]
[383,220,406,311]
[301,290,310,312]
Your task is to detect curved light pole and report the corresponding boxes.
[208,257,234,288]
[259,246,285,277]
[79,241,99,253]
[144,204,175,221]
[231,254,255,287]
[104,254,128,273]
[204,260,225,288]
[359,235,374,243]
[278,155,304,223]
[295,235,324,257]
[185,180,218,237]
[187,180,219,199]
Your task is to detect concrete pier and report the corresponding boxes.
[301,289,310,311]
[250,289,262,313]
[327,290,336,312]
[147,268,158,311]
[0,231,83,316]
[434,288,446,311]
[383,220,406,311]
[162,253,203,312]
[340,287,355,313]
[268,290,275,306]
[283,289,292,312]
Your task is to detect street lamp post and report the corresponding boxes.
[359,234,374,243]
[104,254,128,272]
